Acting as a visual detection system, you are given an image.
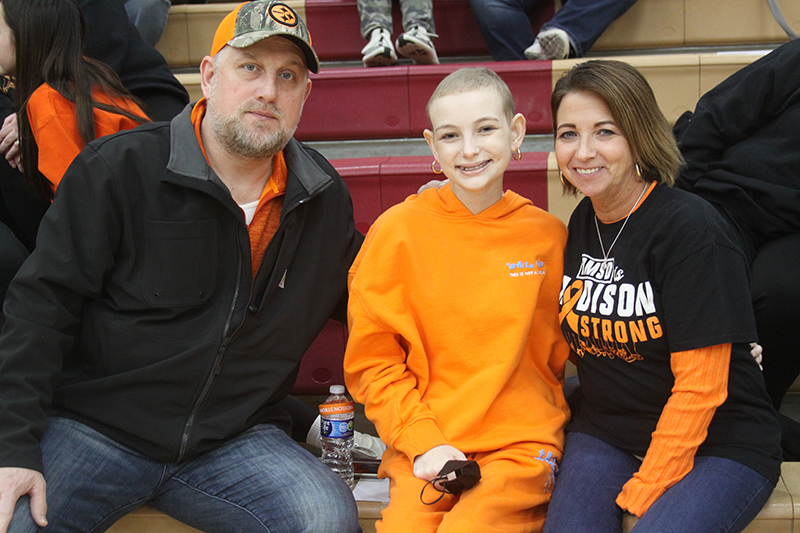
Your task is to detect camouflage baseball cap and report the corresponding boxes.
[210,1,320,74]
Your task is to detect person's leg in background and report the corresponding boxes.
[152,424,361,533]
[395,0,439,64]
[123,0,172,47]
[751,233,800,459]
[468,0,542,61]
[529,0,638,59]
[358,0,398,66]
[630,456,773,533]
[543,432,639,533]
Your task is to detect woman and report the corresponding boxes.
[0,0,149,200]
[543,60,782,533]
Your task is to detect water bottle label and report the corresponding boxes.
[319,402,355,416]
[321,417,354,439]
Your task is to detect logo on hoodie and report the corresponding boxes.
[506,260,545,277]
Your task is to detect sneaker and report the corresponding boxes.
[353,431,387,460]
[361,28,397,68]
[307,416,388,460]
[396,26,439,65]
[523,39,542,60]
[525,28,570,60]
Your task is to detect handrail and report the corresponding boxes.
[768,0,798,39]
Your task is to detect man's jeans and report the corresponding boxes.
[469,0,638,60]
[11,417,360,532]
[543,432,774,533]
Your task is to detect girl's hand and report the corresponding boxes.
[413,444,467,483]
[750,342,763,371]
[0,114,22,170]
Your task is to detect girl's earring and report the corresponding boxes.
[636,162,642,179]
[431,160,443,174]
[513,148,522,161]
[560,171,568,186]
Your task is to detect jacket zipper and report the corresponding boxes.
[175,178,328,460]
[248,192,320,312]
[177,233,244,462]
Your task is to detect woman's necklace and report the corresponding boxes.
[594,183,648,260]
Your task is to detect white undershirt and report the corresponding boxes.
[240,199,259,225]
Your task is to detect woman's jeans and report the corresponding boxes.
[10,417,361,533]
[469,0,638,60]
[544,432,774,533]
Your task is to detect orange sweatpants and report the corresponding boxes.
[376,443,560,533]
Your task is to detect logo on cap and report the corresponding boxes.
[268,3,298,27]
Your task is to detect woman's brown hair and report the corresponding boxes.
[551,59,683,195]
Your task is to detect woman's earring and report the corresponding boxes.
[431,160,443,174]
[636,162,642,179]
[560,171,569,186]
[513,148,522,161]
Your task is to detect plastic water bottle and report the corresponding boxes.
[319,385,355,488]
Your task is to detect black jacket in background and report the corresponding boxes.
[0,84,49,251]
[674,39,800,255]
[0,105,363,473]
[79,0,190,121]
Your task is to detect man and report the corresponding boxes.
[0,2,362,532]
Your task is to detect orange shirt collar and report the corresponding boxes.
[605,181,657,224]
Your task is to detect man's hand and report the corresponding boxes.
[0,467,47,533]
[412,444,467,484]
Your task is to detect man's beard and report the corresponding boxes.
[206,86,298,159]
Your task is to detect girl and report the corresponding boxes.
[345,67,570,532]
[0,0,149,200]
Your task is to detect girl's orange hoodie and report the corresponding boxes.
[344,184,571,463]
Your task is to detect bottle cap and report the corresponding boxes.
[330,385,345,394]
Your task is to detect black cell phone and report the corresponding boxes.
[437,459,481,495]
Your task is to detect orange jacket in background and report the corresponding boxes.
[27,82,147,190]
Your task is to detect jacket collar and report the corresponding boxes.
[166,103,212,182]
